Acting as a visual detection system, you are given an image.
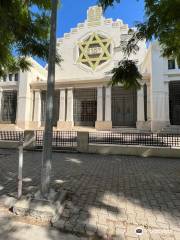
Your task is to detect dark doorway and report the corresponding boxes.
[112,86,137,127]
[73,88,97,126]
[169,81,180,125]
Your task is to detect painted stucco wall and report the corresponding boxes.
[142,41,180,131]
[55,6,147,83]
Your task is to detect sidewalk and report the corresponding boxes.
[0,207,86,240]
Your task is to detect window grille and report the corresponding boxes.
[73,88,97,126]
[1,91,17,123]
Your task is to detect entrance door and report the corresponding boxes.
[112,87,137,127]
[73,88,97,126]
[169,82,180,125]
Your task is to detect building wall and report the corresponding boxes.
[55,6,147,83]
[141,41,180,131]
[1,6,179,132]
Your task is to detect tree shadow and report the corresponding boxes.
[0,148,180,239]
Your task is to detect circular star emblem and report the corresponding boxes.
[77,32,112,70]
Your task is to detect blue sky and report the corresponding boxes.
[37,0,145,66]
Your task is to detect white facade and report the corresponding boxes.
[0,6,179,132]
[141,41,180,131]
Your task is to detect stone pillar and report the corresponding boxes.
[77,131,89,153]
[105,87,112,122]
[96,87,103,121]
[32,90,41,128]
[146,82,151,121]
[59,89,66,122]
[16,71,32,129]
[66,88,73,126]
[151,82,170,131]
[95,86,112,130]
[136,85,145,130]
[57,89,73,129]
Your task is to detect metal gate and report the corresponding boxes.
[73,88,97,126]
[111,87,137,127]
[1,91,17,123]
[169,81,180,125]
[41,90,60,126]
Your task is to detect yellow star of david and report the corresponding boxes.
[77,32,111,70]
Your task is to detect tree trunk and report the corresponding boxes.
[41,0,58,198]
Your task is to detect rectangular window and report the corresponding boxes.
[1,91,17,123]
[168,59,175,70]
[3,75,7,82]
[9,74,13,81]
[15,73,19,81]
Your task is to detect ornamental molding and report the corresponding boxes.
[77,32,112,71]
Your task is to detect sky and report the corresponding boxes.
[37,0,145,66]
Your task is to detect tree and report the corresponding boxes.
[0,0,60,77]
[0,0,60,197]
[41,0,58,197]
[98,0,180,87]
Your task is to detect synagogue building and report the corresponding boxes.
[0,6,180,132]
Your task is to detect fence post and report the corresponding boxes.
[77,131,89,153]
[17,135,24,199]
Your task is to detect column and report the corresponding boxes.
[16,71,32,129]
[57,89,73,129]
[95,86,112,130]
[66,88,73,123]
[137,85,145,122]
[136,85,145,129]
[151,83,170,131]
[59,89,65,122]
[105,87,111,121]
[33,90,41,127]
[146,82,151,121]
[96,87,103,121]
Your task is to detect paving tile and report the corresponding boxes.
[0,150,180,240]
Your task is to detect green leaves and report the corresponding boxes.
[109,60,142,89]
[98,0,120,10]
[0,0,60,77]
[98,0,180,88]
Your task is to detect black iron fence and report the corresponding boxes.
[89,132,180,148]
[0,130,180,150]
[0,131,24,141]
[35,130,77,151]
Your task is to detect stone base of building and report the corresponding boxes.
[28,121,41,129]
[95,121,112,130]
[151,120,170,131]
[0,124,19,130]
[57,121,73,129]
[136,121,151,131]
[17,121,32,130]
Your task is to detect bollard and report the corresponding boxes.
[17,135,24,199]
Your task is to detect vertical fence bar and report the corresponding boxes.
[17,135,24,199]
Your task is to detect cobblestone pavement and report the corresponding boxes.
[0,149,180,239]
